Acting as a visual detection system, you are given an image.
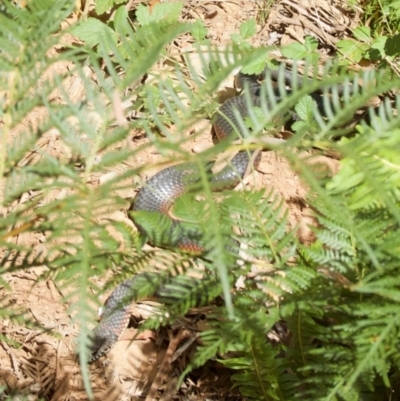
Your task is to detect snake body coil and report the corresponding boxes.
[88,67,319,362]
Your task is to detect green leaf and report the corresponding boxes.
[135,3,152,25]
[304,35,318,52]
[95,0,113,15]
[190,19,208,42]
[136,2,183,26]
[95,0,126,14]
[281,42,307,60]
[385,34,400,57]
[231,33,242,44]
[151,2,183,23]
[291,96,320,134]
[173,193,206,224]
[114,5,131,36]
[389,0,400,17]
[294,95,316,121]
[281,36,318,61]
[352,26,371,43]
[326,158,364,192]
[239,18,257,40]
[370,35,387,58]
[240,49,270,75]
[70,18,118,48]
[336,39,369,62]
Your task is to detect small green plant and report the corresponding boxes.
[337,25,400,65]
[281,35,320,63]
[357,0,400,36]
[337,0,400,66]
[256,0,278,24]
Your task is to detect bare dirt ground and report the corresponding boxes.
[0,1,360,400]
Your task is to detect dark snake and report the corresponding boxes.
[87,66,348,362]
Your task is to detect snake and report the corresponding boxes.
[87,66,345,362]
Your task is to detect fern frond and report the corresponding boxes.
[2,1,400,398]
[225,189,295,264]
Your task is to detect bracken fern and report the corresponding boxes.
[1,0,400,400]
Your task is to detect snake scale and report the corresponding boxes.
[87,65,345,362]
